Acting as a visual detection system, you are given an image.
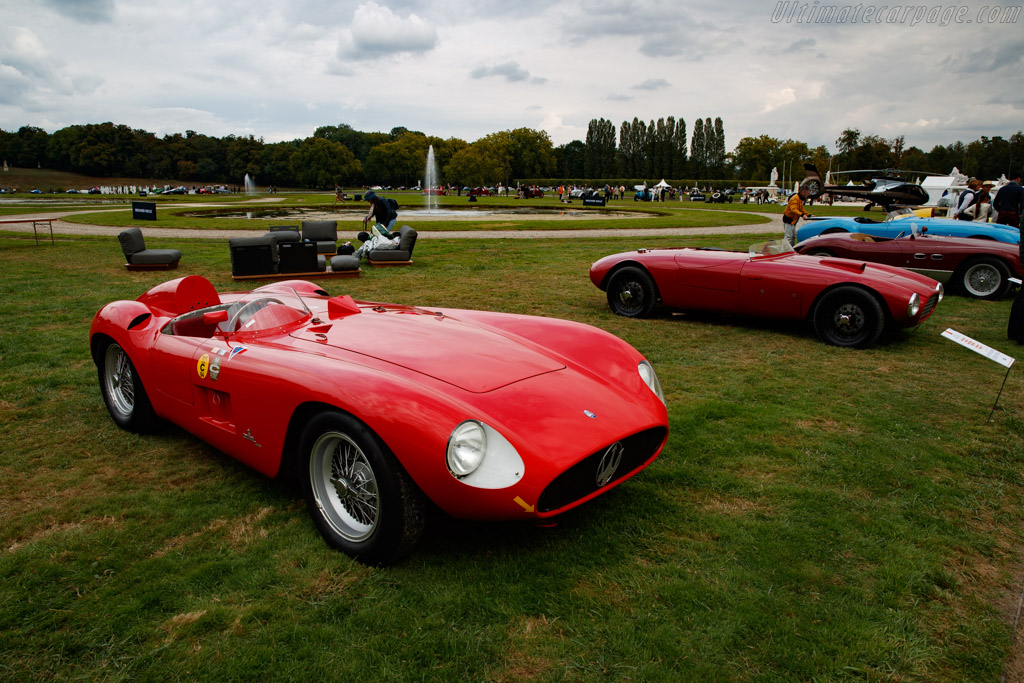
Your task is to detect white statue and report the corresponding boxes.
[769,167,779,187]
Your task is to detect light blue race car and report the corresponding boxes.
[796,208,1020,244]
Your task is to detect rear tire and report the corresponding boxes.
[806,248,836,257]
[958,257,1010,300]
[812,286,885,348]
[299,411,425,565]
[606,266,658,318]
[98,342,158,432]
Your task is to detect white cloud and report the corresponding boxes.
[762,88,796,113]
[335,2,437,61]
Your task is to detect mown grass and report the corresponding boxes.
[2,229,1023,680]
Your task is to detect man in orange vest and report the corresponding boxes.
[783,186,813,244]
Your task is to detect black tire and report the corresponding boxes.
[821,228,849,235]
[957,257,1011,300]
[812,286,885,348]
[299,411,425,565]
[98,341,158,433]
[606,266,658,318]
[806,248,836,257]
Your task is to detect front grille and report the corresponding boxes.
[536,427,667,513]
[920,292,939,321]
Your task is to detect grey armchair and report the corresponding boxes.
[117,228,182,271]
[300,220,339,255]
[369,226,418,266]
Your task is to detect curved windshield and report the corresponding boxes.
[748,238,794,256]
[886,208,915,222]
[163,287,311,338]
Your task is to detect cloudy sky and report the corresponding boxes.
[2,0,1023,157]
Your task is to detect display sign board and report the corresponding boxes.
[941,328,1015,368]
[132,201,157,221]
[582,197,606,206]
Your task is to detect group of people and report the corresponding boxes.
[952,174,1023,227]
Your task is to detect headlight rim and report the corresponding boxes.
[447,419,487,477]
[908,292,921,318]
[638,360,665,404]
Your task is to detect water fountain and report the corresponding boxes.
[244,173,256,195]
[424,146,439,212]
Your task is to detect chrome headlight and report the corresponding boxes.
[446,420,524,488]
[907,292,921,318]
[447,420,486,476]
[638,360,665,404]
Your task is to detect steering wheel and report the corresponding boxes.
[227,298,285,332]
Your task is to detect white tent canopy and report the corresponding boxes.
[652,179,671,189]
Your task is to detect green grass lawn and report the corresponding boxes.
[2,231,1023,680]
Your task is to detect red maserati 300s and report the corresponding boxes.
[590,239,944,349]
[90,276,669,565]
[793,227,1024,300]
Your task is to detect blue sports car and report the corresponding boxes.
[796,209,1020,244]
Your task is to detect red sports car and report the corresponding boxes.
[793,228,1024,300]
[590,239,944,349]
[90,276,669,565]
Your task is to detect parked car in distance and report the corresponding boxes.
[590,239,944,349]
[90,276,669,565]
[797,208,1020,244]
[794,226,1024,299]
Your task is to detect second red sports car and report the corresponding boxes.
[590,239,944,349]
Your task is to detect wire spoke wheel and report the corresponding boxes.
[310,431,380,542]
[103,344,135,417]
[960,257,1009,299]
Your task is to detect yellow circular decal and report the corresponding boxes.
[197,353,210,379]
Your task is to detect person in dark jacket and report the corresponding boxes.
[993,173,1023,227]
[1008,209,1024,343]
[362,190,398,232]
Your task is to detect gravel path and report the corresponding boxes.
[0,207,784,240]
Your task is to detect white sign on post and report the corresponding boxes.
[940,328,1016,420]
[941,329,1015,368]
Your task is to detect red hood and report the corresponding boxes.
[294,307,565,393]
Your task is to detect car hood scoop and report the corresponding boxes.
[294,307,564,393]
[819,258,868,273]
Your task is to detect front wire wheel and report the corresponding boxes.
[99,341,157,432]
[300,412,425,565]
[309,431,380,543]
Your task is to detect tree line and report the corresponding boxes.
[1,120,1020,190]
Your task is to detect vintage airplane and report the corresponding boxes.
[799,163,929,211]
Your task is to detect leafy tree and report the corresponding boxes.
[289,137,362,188]
[691,118,706,180]
[584,118,616,178]
[554,140,586,178]
[261,140,300,187]
[709,117,726,178]
[671,118,688,178]
[364,131,431,186]
[315,124,389,163]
